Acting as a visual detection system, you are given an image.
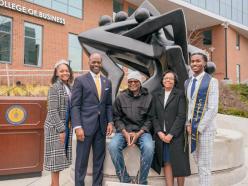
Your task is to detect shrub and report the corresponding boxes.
[219,106,248,118]
[0,85,49,97]
[219,83,248,118]
[229,84,248,105]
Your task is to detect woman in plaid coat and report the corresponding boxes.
[44,60,74,186]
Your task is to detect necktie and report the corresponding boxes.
[95,75,101,99]
[190,78,197,99]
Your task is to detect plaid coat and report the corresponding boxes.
[44,80,72,171]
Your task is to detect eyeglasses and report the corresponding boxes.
[128,80,140,84]
[163,77,175,81]
[90,60,101,64]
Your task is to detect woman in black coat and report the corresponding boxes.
[152,70,190,186]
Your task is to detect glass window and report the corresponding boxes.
[236,32,240,50]
[128,6,135,16]
[198,0,206,8]
[68,6,82,18]
[24,22,42,67]
[25,0,83,19]
[220,0,232,19]
[52,0,67,14]
[236,64,240,83]
[113,0,123,13]
[190,0,199,6]
[206,0,220,14]
[0,15,12,63]
[69,0,82,8]
[231,0,243,23]
[191,0,206,8]
[244,0,248,26]
[56,0,67,3]
[34,0,52,8]
[203,30,212,45]
[68,34,82,71]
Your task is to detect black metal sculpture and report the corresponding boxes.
[78,1,200,100]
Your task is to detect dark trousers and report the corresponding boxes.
[75,124,105,186]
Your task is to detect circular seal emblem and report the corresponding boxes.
[5,105,27,125]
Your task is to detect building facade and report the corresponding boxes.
[1,0,248,84]
[126,0,248,83]
[0,0,115,72]
[181,0,248,83]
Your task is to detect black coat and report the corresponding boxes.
[151,88,191,177]
[113,87,153,133]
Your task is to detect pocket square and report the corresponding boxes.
[105,88,109,91]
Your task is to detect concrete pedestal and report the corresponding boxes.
[70,128,246,186]
[105,181,148,186]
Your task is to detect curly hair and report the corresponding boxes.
[190,52,208,62]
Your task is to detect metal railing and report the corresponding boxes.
[0,67,88,96]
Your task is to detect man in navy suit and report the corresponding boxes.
[71,53,113,186]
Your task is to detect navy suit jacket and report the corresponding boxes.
[71,72,113,136]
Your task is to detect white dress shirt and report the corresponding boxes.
[63,84,71,98]
[163,90,171,131]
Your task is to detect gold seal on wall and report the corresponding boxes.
[5,105,27,125]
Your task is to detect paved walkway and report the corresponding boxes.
[1,147,247,186]
[233,147,248,186]
[0,168,72,186]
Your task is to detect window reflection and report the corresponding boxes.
[25,0,83,18]
[68,34,82,71]
[232,0,243,23]
[113,0,123,13]
[206,1,219,14]
[0,15,12,63]
[182,0,248,27]
[34,0,52,8]
[68,7,82,18]
[244,1,248,26]
[24,23,42,67]
[52,0,67,13]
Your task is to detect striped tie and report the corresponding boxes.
[95,75,101,99]
[190,78,197,99]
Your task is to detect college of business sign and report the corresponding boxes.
[0,0,65,25]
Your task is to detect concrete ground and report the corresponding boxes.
[0,147,247,186]
[0,168,72,186]
[234,147,248,186]
[233,147,248,186]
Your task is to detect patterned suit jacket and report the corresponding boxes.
[185,72,219,133]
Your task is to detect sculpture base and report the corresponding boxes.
[105,181,148,186]
[70,128,246,186]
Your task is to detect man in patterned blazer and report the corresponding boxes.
[71,53,113,186]
[185,52,219,186]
